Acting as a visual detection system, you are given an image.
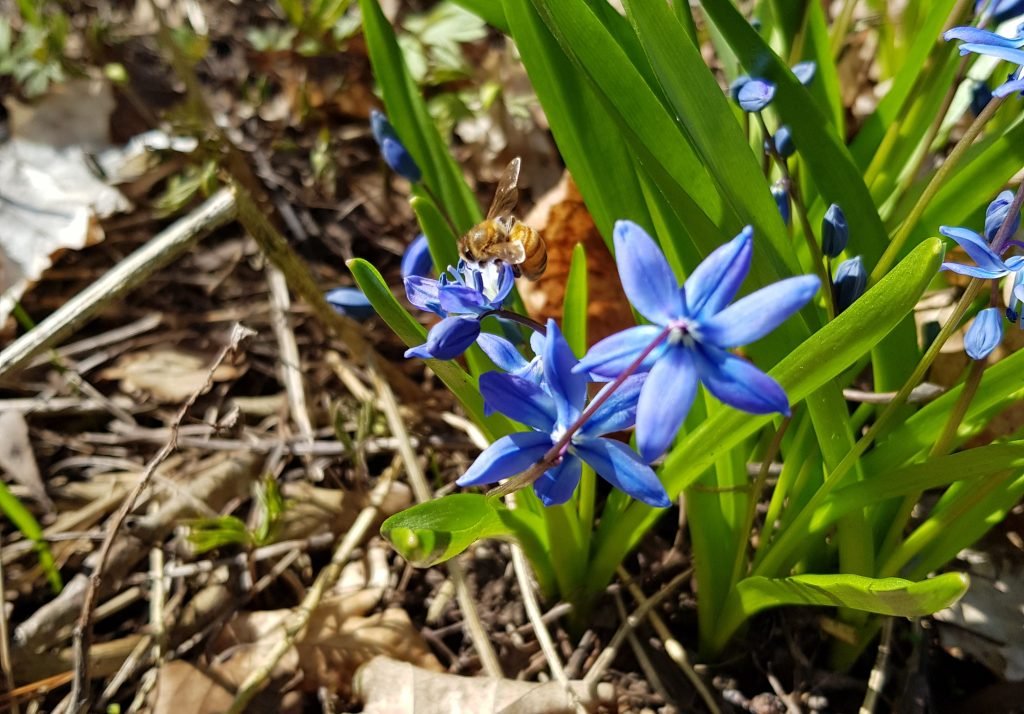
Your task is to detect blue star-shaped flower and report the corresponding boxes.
[944,24,1024,97]
[575,221,820,463]
[939,225,1024,278]
[404,261,515,360]
[457,321,670,507]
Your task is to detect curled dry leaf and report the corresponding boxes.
[517,172,634,346]
[354,656,615,714]
[98,347,246,403]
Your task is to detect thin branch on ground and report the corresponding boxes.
[69,323,255,713]
[860,617,895,714]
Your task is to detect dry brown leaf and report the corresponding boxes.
[517,172,634,346]
[0,411,51,509]
[151,660,301,714]
[277,481,412,541]
[207,591,442,697]
[354,656,615,714]
[98,348,245,402]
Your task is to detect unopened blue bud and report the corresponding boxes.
[792,61,817,85]
[326,287,375,321]
[737,79,776,112]
[772,125,795,158]
[1007,307,1020,323]
[822,203,849,258]
[401,234,433,279]
[370,109,421,182]
[771,183,790,226]
[984,190,1020,242]
[833,256,865,313]
[729,75,751,101]
[964,306,1003,360]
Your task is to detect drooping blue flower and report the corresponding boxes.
[772,182,791,226]
[575,221,820,462]
[737,79,777,112]
[458,321,670,508]
[984,190,1021,242]
[401,234,433,279]
[940,225,1024,278]
[326,286,375,321]
[477,331,545,387]
[833,256,866,314]
[370,109,422,182]
[944,25,1024,97]
[404,261,515,360]
[976,0,1024,24]
[822,203,849,258]
[965,306,1004,359]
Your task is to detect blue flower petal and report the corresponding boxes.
[580,374,646,437]
[439,284,491,315]
[476,333,531,373]
[944,26,1024,48]
[479,372,557,431]
[574,325,663,379]
[457,432,553,487]
[693,344,790,415]
[405,315,481,360]
[729,75,752,100]
[834,256,867,314]
[401,234,433,279]
[737,79,776,112]
[635,346,698,463]
[380,137,422,183]
[325,287,375,321]
[532,456,583,506]
[941,261,1011,279]
[699,275,820,348]
[612,221,682,324]
[956,42,1024,65]
[791,61,816,85]
[985,190,1018,242]
[542,320,587,425]
[965,307,1004,360]
[573,437,670,508]
[370,109,396,145]
[685,226,754,320]
[405,276,444,315]
[994,77,1024,97]
[939,226,1009,272]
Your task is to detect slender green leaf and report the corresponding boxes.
[710,572,968,653]
[411,194,461,272]
[0,480,61,591]
[563,242,588,356]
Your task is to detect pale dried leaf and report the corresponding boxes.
[0,411,50,508]
[98,348,245,402]
[354,656,615,714]
[150,660,301,714]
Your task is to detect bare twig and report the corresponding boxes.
[369,366,503,677]
[69,324,255,712]
[225,462,398,713]
[0,555,18,714]
[860,617,895,714]
[0,189,237,380]
[614,590,672,706]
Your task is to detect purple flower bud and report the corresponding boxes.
[822,203,849,258]
[833,256,866,313]
[370,109,421,182]
[401,234,433,279]
[729,75,752,101]
[772,125,795,158]
[326,287,375,321]
[985,190,1020,243]
[964,306,1003,360]
[971,82,993,117]
[792,61,817,85]
[771,183,790,226]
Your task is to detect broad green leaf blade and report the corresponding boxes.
[347,258,507,438]
[701,0,889,269]
[711,572,968,654]
[382,494,514,567]
[563,242,588,356]
[586,238,944,598]
[0,480,61,592]
[358,0,480,231]
[813,443,1024,533]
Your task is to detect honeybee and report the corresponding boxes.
[458,157,548,280]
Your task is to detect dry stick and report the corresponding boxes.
[0,556,18,714]
[68,323,255,713]
[613,590,673,706]
[369,367,503,678]
[0,188,237,380]
[860,617,895,714]
[266,265,324,481]
[616,566,721,714]
[509,545,585,713]
[225,462,398,714]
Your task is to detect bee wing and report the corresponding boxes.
[491,241,527,264]
[486,157,522,220]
